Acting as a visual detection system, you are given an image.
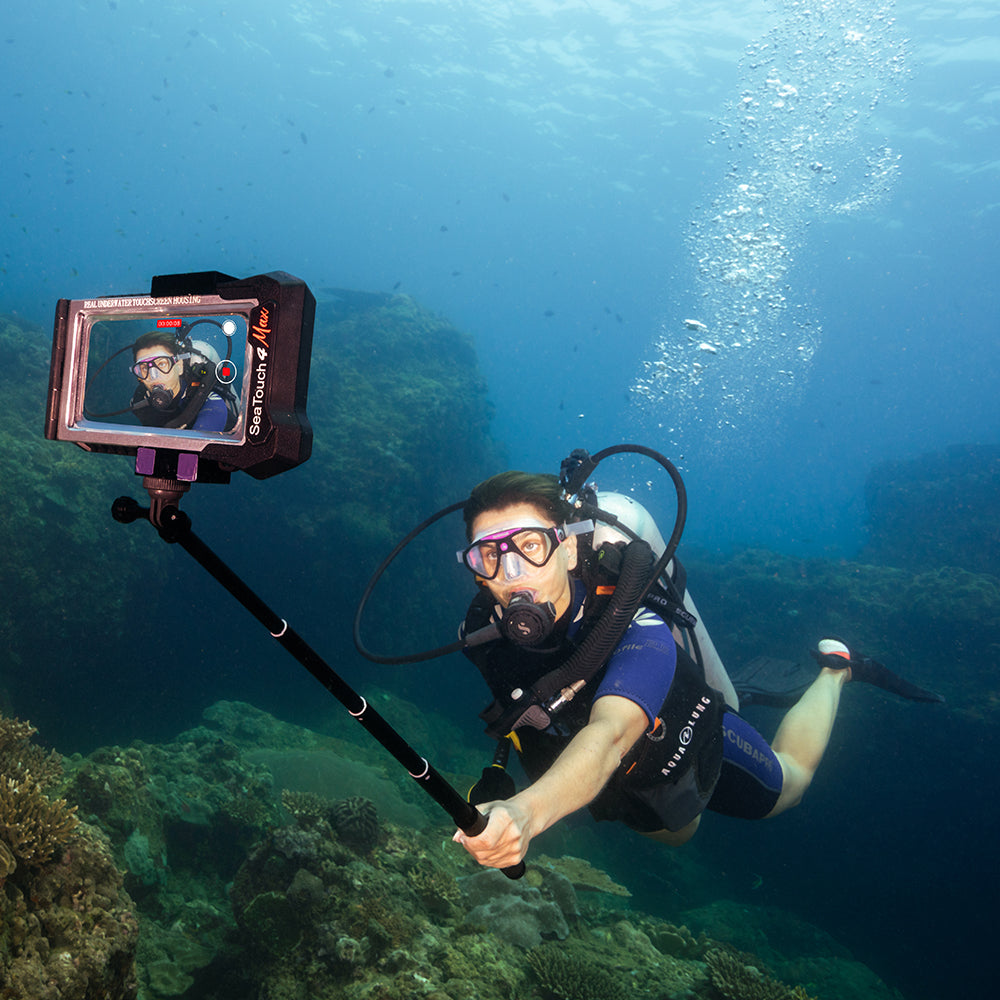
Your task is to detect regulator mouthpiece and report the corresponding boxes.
[147,385,176,410]
[500,592,556,646]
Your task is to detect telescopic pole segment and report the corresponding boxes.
[119,499,523,879]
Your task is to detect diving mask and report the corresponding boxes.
[457,518,594,580]
[131,355,178,380]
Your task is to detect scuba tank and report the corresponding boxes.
[589,491,739,712]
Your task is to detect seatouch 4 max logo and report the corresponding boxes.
[247,301,277,439]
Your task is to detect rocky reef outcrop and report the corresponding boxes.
[0,291,503,745]
[685,545,998,714]
[860,443,1000,576]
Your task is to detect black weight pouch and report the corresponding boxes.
[589,647,726,834]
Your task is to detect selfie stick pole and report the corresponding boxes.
[113,490,524,880]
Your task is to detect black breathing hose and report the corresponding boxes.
[352,500,468,664]
[353,443,686,666]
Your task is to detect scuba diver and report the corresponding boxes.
[446,468,943,871]
[130,332,237,432]
[353,445,943,871]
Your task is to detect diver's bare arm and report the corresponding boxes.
[454,695,647,867]
[516,694,648,831]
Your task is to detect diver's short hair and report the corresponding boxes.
[463,471,574,540]
[132,332,182,358]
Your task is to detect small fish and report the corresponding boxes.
[502,192,510,202]
[543,310,555,318]
[300,132,308,144]
[392,281,401,290]
[440,225,448,232]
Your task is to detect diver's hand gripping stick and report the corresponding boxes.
[113,493,525,880]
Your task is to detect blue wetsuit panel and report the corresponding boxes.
[593,610,677,726]
[705,711,783,819]
[192,393,229,431]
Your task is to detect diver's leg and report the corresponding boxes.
[767,667,849,816]
[642,815,701,846]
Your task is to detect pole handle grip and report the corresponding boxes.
[461,809,525,880]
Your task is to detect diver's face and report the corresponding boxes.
[470,502,578,618]
[135,343,182,399]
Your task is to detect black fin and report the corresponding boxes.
[730,656,819,708]
[810,649,945,703]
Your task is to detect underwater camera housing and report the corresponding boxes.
[44,270,315,482]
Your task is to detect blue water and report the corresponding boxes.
[3,1,998,998]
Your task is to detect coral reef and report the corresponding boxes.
[248,747,432,828]
[280,788,333,826]
[685,546,999,713]
[528,942,629,1000]
[34,700,902,1000]
[706,947,816,1000]
[0,715,64,788]
[306,290,499,535]
[59,711,281,997]
[410,858,463,916]
[0,315,152,674]
[0,713,137,999]
[460,868,570,948]
[329,795,380,852]
[0,773,79,871]
[0,712,79,872]
[534,853,632,897]
[645,919,709,959]
[0,823,139,1000]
